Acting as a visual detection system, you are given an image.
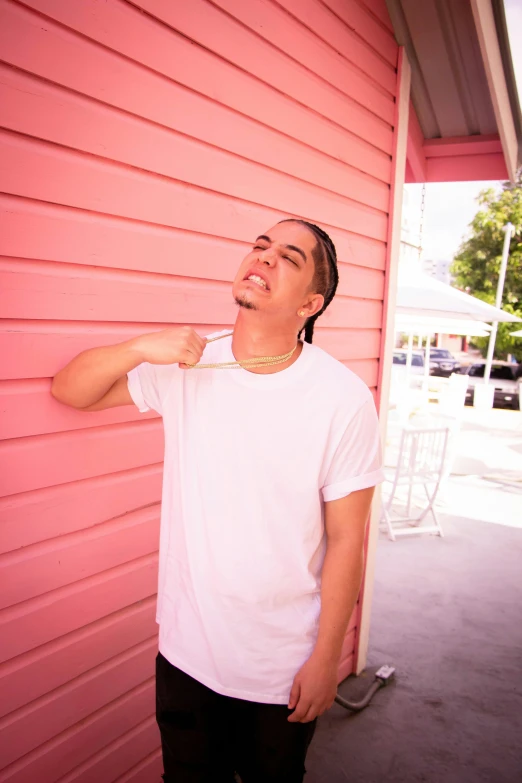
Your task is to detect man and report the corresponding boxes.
[52,219,384,782]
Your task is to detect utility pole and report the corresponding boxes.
[484,222,514,384]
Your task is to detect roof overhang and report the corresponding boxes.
[386,0,522,183]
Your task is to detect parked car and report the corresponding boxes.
[393,350,438,375]
[392,350,439,390]
[393,350,425,375]
[461,362,521,409]
[428,348,461,377]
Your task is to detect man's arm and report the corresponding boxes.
[288,486,375,723]
[51,327,206,411]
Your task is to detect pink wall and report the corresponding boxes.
[0,0,398,779]
[406,101,509,183]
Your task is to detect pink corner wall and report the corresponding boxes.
[0,0,398,779]
[406,100,509,183]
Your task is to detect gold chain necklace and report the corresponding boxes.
[187,331,298,370]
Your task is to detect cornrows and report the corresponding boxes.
[279,219,339,344]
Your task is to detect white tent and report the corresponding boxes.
[397,267,521,324]
[394,267,517,388]
[395,314,491,338]
[393,266,521,387]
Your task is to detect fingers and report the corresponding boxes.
[287,690,312,723]
[288,705,321,723]
[196,332,207,350]
[288,680,300,712]
[179,350,200,368]
[288,697,328,723]
[288,703,312,723]
[302,705,319,723]
[189,330,206,354]
[187,329,206,361]
[173,327,204,353]
[179,330,205,368]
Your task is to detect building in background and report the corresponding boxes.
[423,258,452,285]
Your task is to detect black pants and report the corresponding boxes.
[156,652,317,783]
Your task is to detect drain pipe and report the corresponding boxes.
[334,664,396,712]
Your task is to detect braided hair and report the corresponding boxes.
[279,219,339,343]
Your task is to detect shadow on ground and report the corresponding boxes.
[306,512,522,783]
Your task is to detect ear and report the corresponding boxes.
[298,292,324,320]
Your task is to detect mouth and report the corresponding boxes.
[243,270,270,291]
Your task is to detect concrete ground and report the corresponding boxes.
[307,408,522,783]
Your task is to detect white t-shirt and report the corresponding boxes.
[127,331,384,704]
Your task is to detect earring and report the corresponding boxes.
[298,310,306,317]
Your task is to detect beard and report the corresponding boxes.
[234,293,258,311]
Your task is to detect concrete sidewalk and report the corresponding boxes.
[307,409,522,783]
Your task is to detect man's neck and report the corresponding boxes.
[231,310,302,374]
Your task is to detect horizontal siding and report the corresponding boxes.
[136,0,395,127]
[275,0,396,92]
[209,0,396,107]
[0,378,157,441]
[0,131,388,240]
[1,421,163,496]
[0,555,158,663]
[1,682,155,783]
[322,0,398,65]
[359,0,396,32]
[0,466,163,552]
[0,0,397,779]
[0,506,160,609]
[114,750,163,783]
[58,717,159,783]
[0,258,384,323]
[0,268,383,331]
[0,321,381,382]
[0,64,389,212]
[2,1,393,175]
[0,328,380,432]
[0,639,157,769]
[0,195,249,281]
[0,321,221,381]
[0,196,387,274]
[15,0,395,153]
[0,598,157,718]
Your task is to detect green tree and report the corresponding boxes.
[451,176,522,361]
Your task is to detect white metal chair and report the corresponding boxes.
[381,425,450,541]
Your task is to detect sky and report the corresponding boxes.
[404,0,521,263]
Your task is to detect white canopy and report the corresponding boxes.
[510,329,522,337]
[395,314,491,337]
[397,267,521,324]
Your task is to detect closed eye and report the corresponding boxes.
[253,244,298,266]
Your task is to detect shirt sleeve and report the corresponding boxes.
[127,362,177,415]
[321,397,385,503]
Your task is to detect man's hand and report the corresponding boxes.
[51,326,208,411]
[133,326,207,368]
[287,488,375,723]
[287,652,338,723]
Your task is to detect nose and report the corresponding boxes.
[258,247,276,266]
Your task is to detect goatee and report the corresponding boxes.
[234,295,258,311]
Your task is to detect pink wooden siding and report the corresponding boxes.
[0,0,398,779]
[406,100,509,183]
